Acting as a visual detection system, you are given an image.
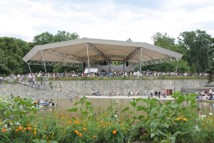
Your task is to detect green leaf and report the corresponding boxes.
[121,107,129,112]
[151,133,156,138]
[171,103,178,109]
[150,120,159,128]
[162,123,169,128]
[136,105,146,111]
[85,101,92,106]
[130,100,137,108]
[176,95,185,103]
[137,115,145,120]
[67,108,78,112]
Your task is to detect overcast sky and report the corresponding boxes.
[0,0,214,44]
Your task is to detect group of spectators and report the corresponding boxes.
[32,98,55,107]
[197,89,214,100]
[0,70,210,84]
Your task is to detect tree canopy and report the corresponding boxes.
[0,37,30,75]
[178,30,212,72]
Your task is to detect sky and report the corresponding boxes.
[0,0,214,44]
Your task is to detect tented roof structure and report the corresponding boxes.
[23,38,182,72]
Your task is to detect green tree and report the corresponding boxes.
[33,31,79,46]
[126,38,133,42]
[178,30,212,72]
[177,60,190,73]
[152,32,184,53]
[190,64,196,74]
[207,38,214,82]
[0,37,30,75]
[31,31,79,73]
[0,48,9,74]
[33,32,54,45]
[143,32,187,72]
[53,30,79,42]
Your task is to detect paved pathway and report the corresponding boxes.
[85,95,174,101]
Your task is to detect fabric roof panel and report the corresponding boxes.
[23,38,183,65]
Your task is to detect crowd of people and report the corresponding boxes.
[106,88,170,98]
[197,88,214,100]
[0,70,210,84]
[32,98,56,107]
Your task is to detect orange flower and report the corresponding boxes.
[15,128,19,132]
[75,120,80,125]
[18,125,23,131]
[27,127,32,130]
[67,120,72,125]
[74,130,79,135]
[1,128,7,133]
[112,129,117,135]
[78,133,83,137]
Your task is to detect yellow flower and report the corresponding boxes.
[33,131,37,135]
[112,129,117,135]
[83,127,87,131]
[175,116,188,121]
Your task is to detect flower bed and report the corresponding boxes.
[0,93,214,143]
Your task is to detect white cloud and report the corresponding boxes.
[0,0,213,44]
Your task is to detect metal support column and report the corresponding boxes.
[86,43,91,74]
[175,59,179,72]
[27,63,32,73]
[140,47,142,73]
[108,60,111,72]
[123,62,125,73]
[40,51,47,73]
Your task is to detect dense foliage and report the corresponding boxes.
[0,37,30,75]
[143,30,214,73]
[0,29,214,75]
[0,93,214,142]
[0,31,79,75]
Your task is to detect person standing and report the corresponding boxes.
[150,90,154,98]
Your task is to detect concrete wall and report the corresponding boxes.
[0,80,207,98]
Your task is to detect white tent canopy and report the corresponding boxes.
[23,38,182,72]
